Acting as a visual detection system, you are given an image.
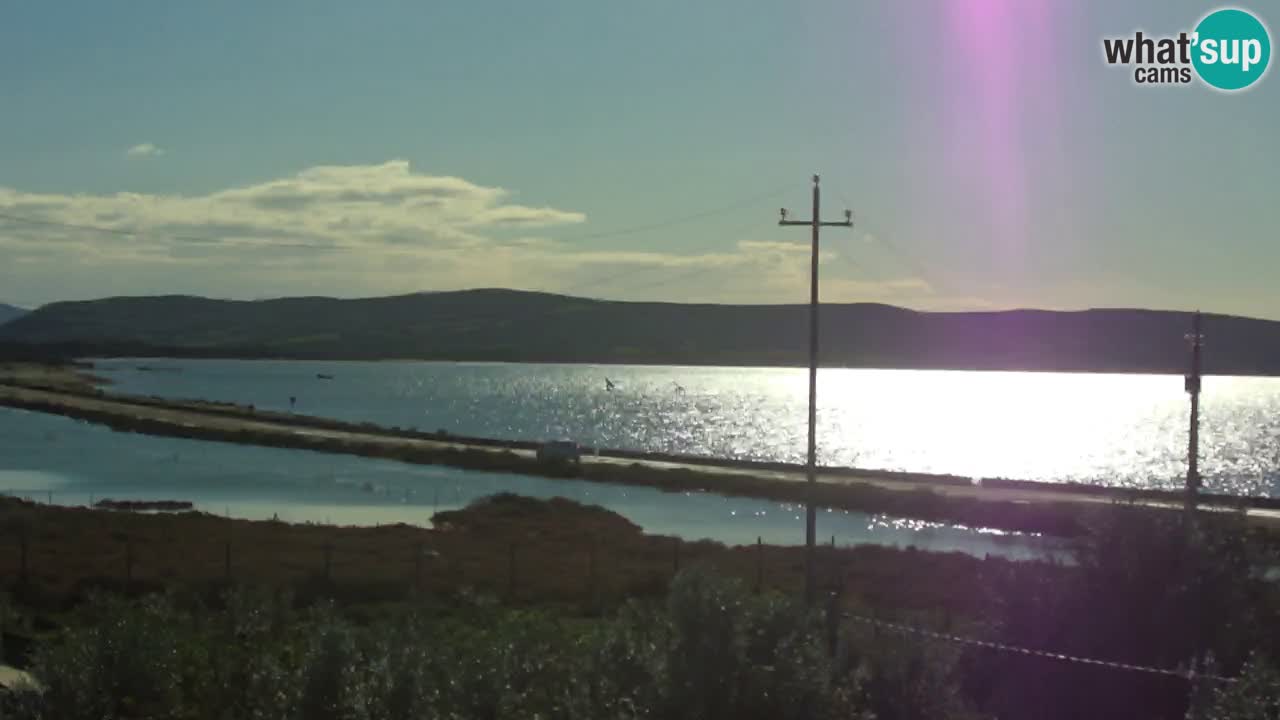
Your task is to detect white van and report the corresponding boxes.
[536,439,582,465]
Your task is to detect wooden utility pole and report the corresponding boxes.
[1185,311,1204,516]
[779,174,853,605]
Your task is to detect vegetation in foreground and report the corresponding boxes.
[0,493,1020,622]
[1,564,1278,719]
[1,494,1280,718]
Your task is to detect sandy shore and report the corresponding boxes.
[0,361,107,392]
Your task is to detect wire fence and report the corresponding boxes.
[0,496,1241,690]
[842,613,1236,684]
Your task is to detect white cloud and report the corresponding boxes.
[126,143,165,158]
[0,160,969,309]
[0,160,586,257]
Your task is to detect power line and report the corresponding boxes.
[554,181,800,244]
[845,613,1234,684]
[379,207,794,337]
[602,261,721,299]
[791,177,1207,313]
[0,183,804,347]
[822,179,1018,307]
[788,187,927,304]
[0,212,177,239]
[0,182,798,256]
[814,182,930,292]
[819,182,969,301]
[391,216,769,338]
[569,214,771,299]
[0,211,339,251]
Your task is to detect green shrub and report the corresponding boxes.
[842,622,977,720]
[30,594,188,720]
[1187,656,1280,720]
[10,573,979,720]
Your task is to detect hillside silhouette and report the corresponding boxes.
[3,289,1279,374]
[0,302,27,326]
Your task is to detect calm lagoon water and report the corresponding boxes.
[0,407,1056,560]
[93,359,1280,496]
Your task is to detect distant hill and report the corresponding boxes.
[0,303,27,327]
[2,289,1279,374]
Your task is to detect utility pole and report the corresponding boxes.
[779,174,853,606]
[1184,310,1204,517]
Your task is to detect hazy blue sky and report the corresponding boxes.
[1,1,1277,318]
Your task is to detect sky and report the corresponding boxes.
[1,0,1278,318]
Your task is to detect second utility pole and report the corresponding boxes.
[1184,310,1204,518]
[780,174,853,606]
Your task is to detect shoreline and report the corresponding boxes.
[21,360,1274,508]
[0,493,1039,621]
[3,364,1276,538]
[0,382,1085,536]
[81,353,1280,378]
[9,345,1280,377]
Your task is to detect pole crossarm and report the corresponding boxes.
[776,173,854,606]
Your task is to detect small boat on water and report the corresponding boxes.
[316,373,335,380]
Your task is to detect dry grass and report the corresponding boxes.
[0,494,1028,621]
[0,362,106,393]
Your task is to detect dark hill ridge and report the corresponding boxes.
[0,303,27,326]
[2,289,1279,374]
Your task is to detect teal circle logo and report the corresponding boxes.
[1192,8,1271,91]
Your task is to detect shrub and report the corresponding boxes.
[30,594,188,720]
[1187,656,1280,720]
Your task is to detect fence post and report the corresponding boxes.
[672,537,680,575]
[825,589,839,658]
[830,535,839,590]
[1185,656,1204,713]
[414,541,424,594]
[507,542,517,601]
[323,542,333,583]
[18,529,29,585]
[587,536,598,612]
[755,536,763,594]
